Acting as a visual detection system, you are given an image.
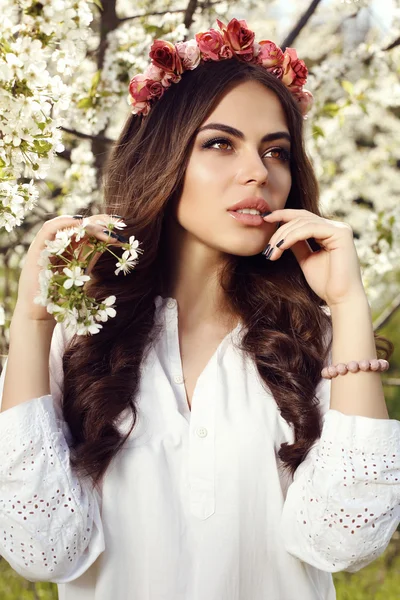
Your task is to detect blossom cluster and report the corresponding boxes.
[34,217,143,336]
[128,17,314,118]
[0,0,399,341]
[0,0,94,232]
[66,12,186,137]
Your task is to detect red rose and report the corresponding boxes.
[217,18,255,60]
[291,59,308,88]
[282,48,308,88]
[147,80,164,99]
[149,39,183,74]
[195,29,225,61]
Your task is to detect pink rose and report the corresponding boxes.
[144,63,164,81]
[161,71,181,87]
[128,73,164,114]
[217,18,255,60]
[129,74,151,103]
[195,29,225,61]
[219,44,233,59]
[281,48,308,88]
[130,99,150,116]
[291,89,314,116]
[266,65,284,79]
[257,40,284,68]
[149,39,183,74]
[128,79,150,116]
[176,39,201,69]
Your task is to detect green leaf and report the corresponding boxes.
[312,124,325,139]
[341,80,354,95]
[77,97,93,109]
[324,160,337,177]
[32,139,53,153]
[90,70,101,92]
[323,102,340,117]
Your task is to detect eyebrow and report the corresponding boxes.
[197,123,291,144]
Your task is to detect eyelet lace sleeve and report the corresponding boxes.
[280,377,400,573]
[0,323,105,582]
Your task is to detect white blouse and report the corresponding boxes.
[0,295,399,600]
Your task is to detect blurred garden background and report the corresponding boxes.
[0,0,399,598]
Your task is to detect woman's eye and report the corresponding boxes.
[202,137,232,151]
[201,138,291,162]
[264,147,292,161]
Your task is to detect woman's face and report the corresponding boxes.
[170,79,292,257]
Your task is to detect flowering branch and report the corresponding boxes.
[60,127,113,144]
[34,216,143,336]
[118,1,222,24]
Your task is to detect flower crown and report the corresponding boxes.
[128,18,314,119]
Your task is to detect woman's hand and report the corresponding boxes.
[262,209,367,308]
[13,214,125,322]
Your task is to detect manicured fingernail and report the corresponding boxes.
[261,211,272,217]
[110,214,124,219]
[103,229,128,242]
[264,246,274,260]
[262,244,271,256]
[103,229,116,238]
[73,215,84,219]
[276,239,285,248]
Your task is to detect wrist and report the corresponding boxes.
[10,311,57,335]
[328,291,369,314]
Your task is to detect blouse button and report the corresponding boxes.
[174,374,184,384]
[196,427,208,438]
[167,299,176,309]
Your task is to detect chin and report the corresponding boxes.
[230,248,266,257]
[217,242,267,257]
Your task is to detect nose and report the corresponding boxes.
[236,150,269,187]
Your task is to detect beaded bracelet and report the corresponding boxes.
[321,359,389,379]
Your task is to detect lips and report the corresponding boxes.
[227,197,272,215]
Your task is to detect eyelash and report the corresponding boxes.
[201,136,292,162]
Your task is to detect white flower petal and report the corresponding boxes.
[63,279,73,289]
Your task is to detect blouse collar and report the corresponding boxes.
[153,295,246,345]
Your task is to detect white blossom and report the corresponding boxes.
[62,266,91,289]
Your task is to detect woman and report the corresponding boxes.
[0,18,399,600]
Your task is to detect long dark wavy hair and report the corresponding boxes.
[61,58,393,490]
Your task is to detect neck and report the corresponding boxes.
[161,220,238,332]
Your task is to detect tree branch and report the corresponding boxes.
[383,36,400,51]
[119,8,188,24]
[184,0,199,31]
[382,378,400,387]
[60,127,113,144]
[280,0,323,51]
[373,291,400,331]
[118,0,220,25]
